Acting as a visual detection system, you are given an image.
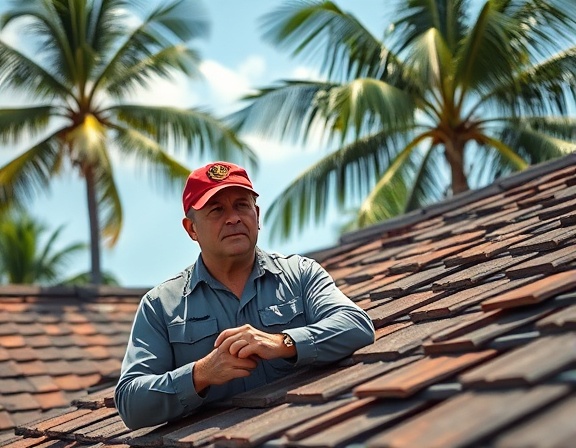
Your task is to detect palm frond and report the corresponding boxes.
[404,144,447,211]
[102,45,202,97]
[110,105,257,167]
[262,0,385,80]
[231,81,335,145]
[499,122,576,164]
[0,106,55,144]
[92,0,208,96]
[324,78,415,140]
[111,124,192,190]
[0,135,63,209]
[264,129,411,240]
[454,1,523,96]
[390,0,467,54]
[0,42,72,99]
[1,0,76,84]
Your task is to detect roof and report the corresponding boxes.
[2,153,576,448]
[0,286,145,444]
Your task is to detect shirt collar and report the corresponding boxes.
[185,246,282,296]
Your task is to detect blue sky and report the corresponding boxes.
[0,1,383,286]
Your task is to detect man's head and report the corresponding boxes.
[182,162,258,215]
[182,162,260,262]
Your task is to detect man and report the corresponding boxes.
[115,161,375,429]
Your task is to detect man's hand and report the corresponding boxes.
[214,324,297,360]
[193,344,258,394]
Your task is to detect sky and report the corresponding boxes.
[0,0,384,287]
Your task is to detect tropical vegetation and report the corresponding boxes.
[232,0,576,239]
[0,209,118,285]
[0,0,255,284]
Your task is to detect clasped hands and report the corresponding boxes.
[192,324,296,394]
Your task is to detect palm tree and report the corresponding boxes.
[232,0,576,239]
[0,209,114,285]
[0,0,255,284]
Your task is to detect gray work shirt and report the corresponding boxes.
[115,248,375,429]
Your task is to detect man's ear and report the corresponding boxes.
[256,205,261,229]
[182,217,198,241]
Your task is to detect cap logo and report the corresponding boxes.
[206,164,230,181]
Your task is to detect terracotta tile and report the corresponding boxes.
[231,367,340,408]
[26,376,59,393]
[352,316,466,362]
[70,323,97,336]
[92,358,121,377]
[6,348,39,362]
[460,333,576,388]
[32,347,62,361]
[491,395,576,448]
[23,335,53,350]
[42,324,72,337]
[0,323,19,336]
[432,254,534,290]
[0,409,15,431]
[0,347,9,362]
[366,385,569,448]
[505,243,576,278]
[482,270,576,310]
[0,360,21,378]
[536,304,576,332]
[371,264,459,299]
[34,391,70,411]
[291,397,429,448]
[212,400,355,448]
[1,394,40,412]
[16,324,45,337]
[389,241,477,273]
[52,375,83,392]
[508,225,576,254]
[1,379,34,394]
[159,407,262,447]
[409,278,531,322]
[284,397,379,442]
[0,335,26,349]
[354,350,497,398]
[367,290,442,327]
[443,234,530,267]
[287,357,419,403]
[16,361,46,377]
[424,305,555,354]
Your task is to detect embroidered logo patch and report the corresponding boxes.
[206,164,230,181]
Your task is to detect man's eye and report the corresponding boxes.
[209,207,223,214]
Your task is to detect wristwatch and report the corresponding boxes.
[282,333,294,347]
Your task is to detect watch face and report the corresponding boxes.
[283,334,294,347]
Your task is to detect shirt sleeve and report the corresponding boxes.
[283,257,375,366]
[114,295,205,429]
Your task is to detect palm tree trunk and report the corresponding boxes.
[445,140,469,195]
[84,166,102,285]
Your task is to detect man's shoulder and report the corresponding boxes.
[144,264,195,303]
[259,249,317,272]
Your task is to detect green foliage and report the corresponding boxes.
[233,0,576,240]
[0,209,118,285]
[0,0,256,283]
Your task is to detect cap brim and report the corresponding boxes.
[191,184,259,210]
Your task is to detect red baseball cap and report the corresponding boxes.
[182,162,258,213]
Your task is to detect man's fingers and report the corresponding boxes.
[229,339,249,356]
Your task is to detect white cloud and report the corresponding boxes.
[290,65,322,81]
[238,55,267,81]
[199,60,255,109]
[126,71,199,108]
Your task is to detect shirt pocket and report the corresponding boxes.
[258,298,304,328]
[167,318,219,344]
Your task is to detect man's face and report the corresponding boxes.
[183,187,260,261]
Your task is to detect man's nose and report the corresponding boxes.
[224,208,241,224]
